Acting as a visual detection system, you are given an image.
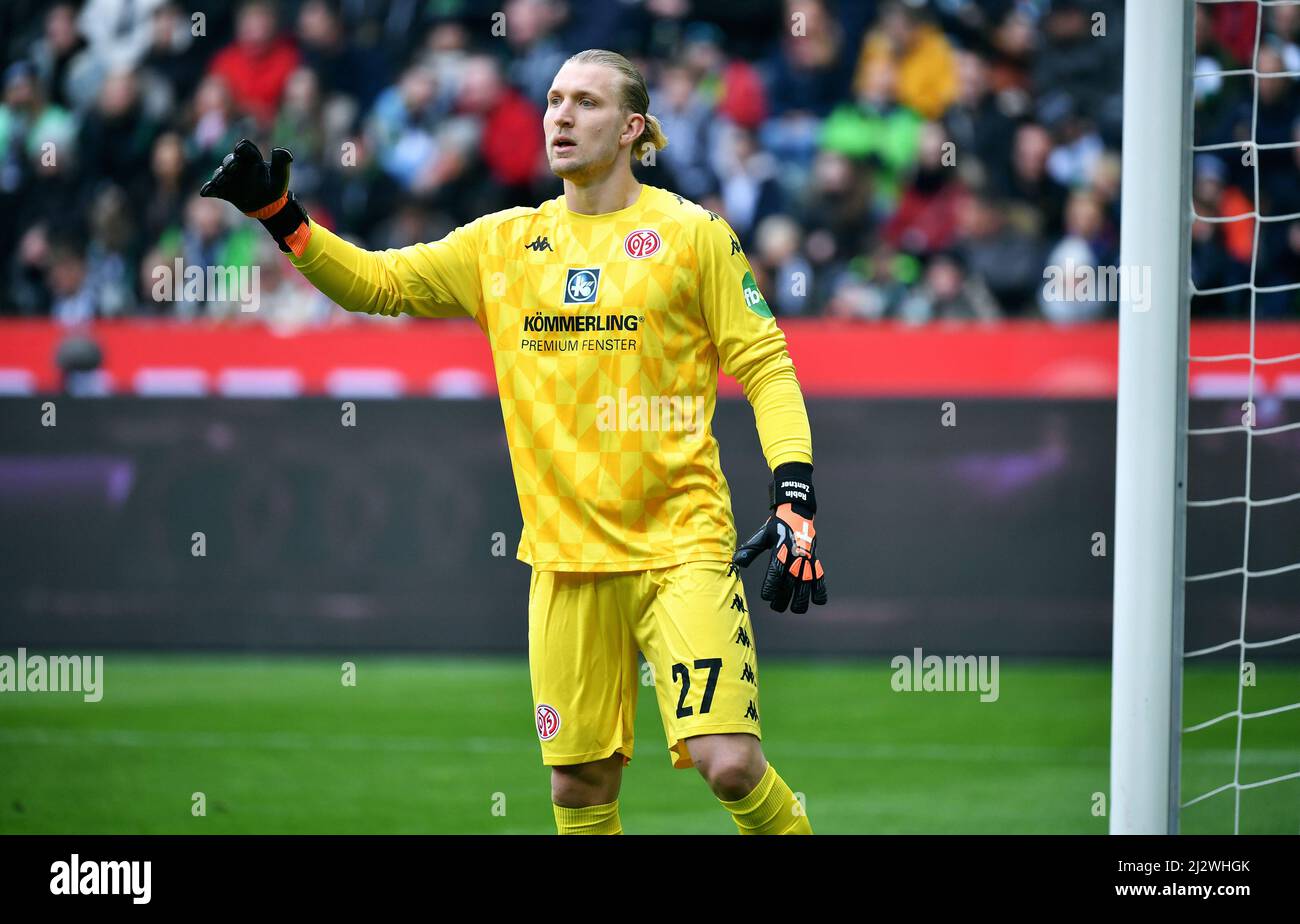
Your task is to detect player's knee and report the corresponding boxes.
[550,756,622,807]
[696,750,765,802]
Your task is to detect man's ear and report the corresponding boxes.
[622,112,645,148]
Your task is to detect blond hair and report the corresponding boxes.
[564,48,669,163]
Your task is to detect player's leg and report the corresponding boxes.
[684,732,810,834]
[550,753,625,807]
[528,568,639,834]
[633,559,813,834]
[681,731,765,800]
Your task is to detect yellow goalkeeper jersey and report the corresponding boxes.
[290,184,812,571]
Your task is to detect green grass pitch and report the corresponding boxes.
[1,656,1296,834]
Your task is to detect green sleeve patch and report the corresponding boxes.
[741,270,772,318]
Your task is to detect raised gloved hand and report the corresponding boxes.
[200,138,311,257]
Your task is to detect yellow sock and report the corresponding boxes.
[720,763,813,834]
[553,799,623,834]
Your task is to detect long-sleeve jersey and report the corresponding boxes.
[289,183,813,571]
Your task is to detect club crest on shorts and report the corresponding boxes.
[536,703,561,740]
[623,228,661,259]
[564,268,601,304]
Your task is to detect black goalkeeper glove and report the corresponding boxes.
[732,461,828,614]
[199,139,312,257]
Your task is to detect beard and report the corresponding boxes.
[548,143,617,183]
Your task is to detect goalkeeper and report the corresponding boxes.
[201,49,827,835]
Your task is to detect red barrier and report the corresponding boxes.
[1,318,1297,397]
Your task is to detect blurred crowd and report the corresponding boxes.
[0,0,1296,326]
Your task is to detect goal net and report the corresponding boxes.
[1111,0,1300,835]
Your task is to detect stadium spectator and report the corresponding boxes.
[717,125,784,247]
[1195,154,1254,266]
[77,0,164,74]
[45,231,100,324]
[682,23,768,131]
[0,61,77,200]
[7,222,54,316]
[1245,41,1296,143]
[997,121,1069,240]
[761,0,846,175]
[881,122,967,258]
[898,249,1001,323]
[753,214,815,317]
[1043,102,1105,191]
[208,0,300,128]
[271,69,330,200]
[650,63,720,202]
[942,50,1019,193]
[139,2,208,118]
[1040,189,1117,324]
[29,3,93,112]
[1032,0,1123,134]
[364,66,452,194]
[1271,3,1300,71]
[986,8,1037,99]
[1222,43,1298,196]
[185,73,254,166]
[412,20,473,114]
[799,149,876,271]
[502,0,569,101]
[456,55,544,205]
[819,57,922,210]
[147,194,258,319]
[852,1,959,121]
[1255,212,1300,318]
[956,195,1045,317]
[1206,0,1260,67]
[295,0,388,117]
[1190,155,1252,317]
[78,71,159,191]
[132,131,188,247]
[825,240,917,321]
[1,63,80,309]
[0,1,1288,321]
[84,184,136,317]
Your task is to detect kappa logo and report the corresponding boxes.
[623,228,661,259]
[564,268,601,304]
[536,703,561,740]
[524,235,553,252]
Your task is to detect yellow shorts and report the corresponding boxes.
[528,559,762,769]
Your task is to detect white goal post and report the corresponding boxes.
[1109,0,1196,835]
